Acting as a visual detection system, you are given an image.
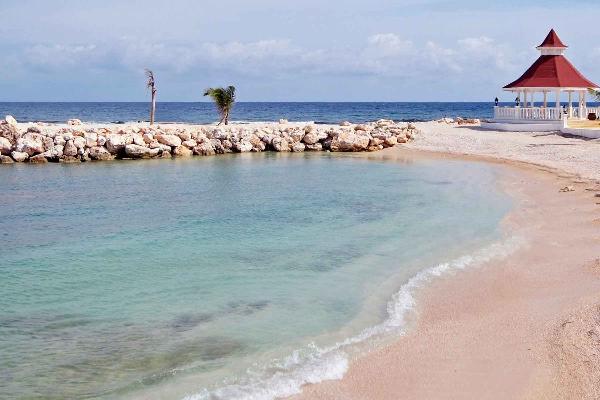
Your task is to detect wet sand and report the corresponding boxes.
[291,125,600,399]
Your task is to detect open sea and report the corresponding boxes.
[0,102,504,124]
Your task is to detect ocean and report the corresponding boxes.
[0,152,514,400]
[0,102,505,124]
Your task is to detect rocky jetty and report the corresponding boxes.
[0,116,418,164]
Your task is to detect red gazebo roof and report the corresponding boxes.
[504,30,598,89]
[537,29,567,48]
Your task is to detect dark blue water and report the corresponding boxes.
[0,102,505,124]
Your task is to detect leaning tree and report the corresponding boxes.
[203,86,236,125]
[145,69,157,125]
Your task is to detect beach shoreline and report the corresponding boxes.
[291,124,600,399]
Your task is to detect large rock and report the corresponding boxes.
[67,118,82,126]
[330,131,370,152]
[156,134,182,147]
[106,134,126,154]
[54,136,66,146]
[291,142,305,152]
[41,145,63,160]
[177,131,192,142]
[210,139,225,154]
[88,146,114,161]
[124,144,160,159]
[0,155,14,163]
[222,140,233,152]
[0,137,12,155]
[234,141,253,153]
[27,125,42,134]
[131,133,145,146]
[193,142,215,156]
[16,133,45,156]
[73,136,86,149]
[0,123,20,143]
[376,119,394,127]
[11,151,28,162]
[305,143,323,151]
[63,140,78,157]
[182,139,197,149]
[384,136,398,147]
[142,133,154,144]
[271,137,290,152]
[289,129,305,143]
[28,154,48,164]
[5,115,17,127]
[172,145,193,157]
[302,132,319,145]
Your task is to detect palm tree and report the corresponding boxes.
[145,69,157,125]
[203,86,236,125]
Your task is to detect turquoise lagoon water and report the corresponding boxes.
[0,153,512,400]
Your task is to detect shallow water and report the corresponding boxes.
[0,153,511,399]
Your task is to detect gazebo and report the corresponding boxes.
[486,29,599,131]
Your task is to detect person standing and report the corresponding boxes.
[494,97,499,106]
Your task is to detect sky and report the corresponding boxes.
[1,0,599,102]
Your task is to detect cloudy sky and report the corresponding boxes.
[1,0,599,102]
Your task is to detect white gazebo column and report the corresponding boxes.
[524,90,528,108]
[555,89,561,120]
[578,91,584,120]
[568,91,573,118]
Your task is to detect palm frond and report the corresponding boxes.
[204,86,236,122]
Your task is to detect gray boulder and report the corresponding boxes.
[0,137,12,155]
[330,131,370,152]
[193,142,216,156]
[11,151,28,162]
[63,140,78,157]
[88,146,114,161]
[156,134,182,147]
[124,144,160,159]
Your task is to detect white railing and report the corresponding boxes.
[494,106,561,121]
[572,106,600,119]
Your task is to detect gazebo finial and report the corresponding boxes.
[537,29,567,50]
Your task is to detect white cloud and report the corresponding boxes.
[18,34,521,81]
[24,44,102,69]
[367,34,413,56]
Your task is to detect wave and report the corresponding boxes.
[182,236,523,400]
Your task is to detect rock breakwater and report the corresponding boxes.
[0,117,417,164]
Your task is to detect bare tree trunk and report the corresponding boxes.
[224,110,229,125]
[150,89,156,125]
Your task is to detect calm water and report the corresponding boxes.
[3,102,597,125]
[0,102,504,124]
[0,153,512,400]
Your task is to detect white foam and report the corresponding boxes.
[182,236,522,400]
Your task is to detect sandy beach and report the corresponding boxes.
[292,123,600,399]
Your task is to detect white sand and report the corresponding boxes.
[409,122,600,181]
